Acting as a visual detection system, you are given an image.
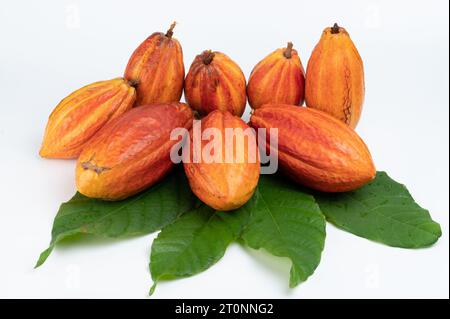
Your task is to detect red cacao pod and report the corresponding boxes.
[250,103,375,192]
[124,23,184,106]
[76,102,193,200]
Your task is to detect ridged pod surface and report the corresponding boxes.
[250,104,375,192]
[124,23,184,106]
[184,50,247,117]
[40,77,136,159]
[76,102,193,200]
[183,110,260,211]
[247,42,305,109]
[305,23,365,128]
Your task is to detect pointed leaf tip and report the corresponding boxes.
[34,245,54,268]
[149,282,157,296]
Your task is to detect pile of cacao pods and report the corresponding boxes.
[40,22,375,211]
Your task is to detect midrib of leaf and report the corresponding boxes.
[56,182,164,222]
[257,192,324,243]
[55,185,165,229]
[253,192,309,280]
[153,212,219,282]
[337,192,439,237]
[258,194,283,236]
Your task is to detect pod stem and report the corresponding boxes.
[127,79,139,88]
[331,23,340,34]
[165,21,177,38]
[201,50,215,65]
[284,42,294,58]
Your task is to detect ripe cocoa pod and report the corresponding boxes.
[40,77,136,159]
[250,104,375,192]
[184,50,247,117]
[305,23,365,128]
[124,22,184,106]
[247,42,306,109]
[183,110,260,211]
[76,102,193,200]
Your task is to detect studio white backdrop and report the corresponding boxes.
[0,0,448,298]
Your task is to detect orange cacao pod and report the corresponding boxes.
[305,23,365,128]
[247,42,305,109]
[184,50,247,117]
[183,110,260,211]
[250,104,375,192]
[124,22,184,106]
[76,102,193,200]
[40,77,136,159]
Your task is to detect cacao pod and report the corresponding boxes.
[183,110,260,211]
[250,104,375,192]
[184,50,247,117]
[124,22,184,106]
[40,77,136,159]
[305,23,365,128]
[76,102,193,200]
[247,42,305,109]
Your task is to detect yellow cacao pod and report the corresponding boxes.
[183,110,260,211]
[184,50,247,117]
[40,77,136,159]
[247,42,305,109]
[305,23,365,128]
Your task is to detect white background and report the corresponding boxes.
[0,0,448,298]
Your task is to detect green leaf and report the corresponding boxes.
[149,199,255,295]
[314,171,442,248]
[240,175,326,288]
[36,166,196,267]
[149,175,326,293]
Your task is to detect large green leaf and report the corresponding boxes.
[314,171,442,248]
[149,175,326,293]
[240,175,326,288]
[36,166,196,267]
[149,199,255,295]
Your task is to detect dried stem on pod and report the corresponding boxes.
[201,50,215,65]
[165,22,177,38]
[284,42,294,58]
[331,23,340,34]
